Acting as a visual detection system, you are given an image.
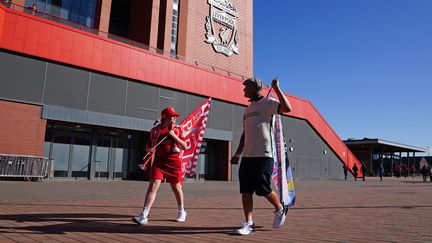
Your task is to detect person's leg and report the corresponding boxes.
[264,191,283,211]
[238,157,254,222]
[236,192,255,235]
[170,182,187,222]
[256,157,286,229]
[132,179,161,225]
[170,182,184,210]
[143,179,162,209]
[236,157,256,235]
[242,193,254,222]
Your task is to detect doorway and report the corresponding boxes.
[93,131,130,180]
[44,122,145,180]
[45,124,92,179]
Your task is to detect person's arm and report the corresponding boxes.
[168,128,187,149]
[230,132,245,164]
[272,79,292,113]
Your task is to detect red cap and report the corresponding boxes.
[161,107,180,119]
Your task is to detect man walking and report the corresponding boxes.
[378,163,384,182]
[352,164,359,181]
[231,77,292,235]
[361,163,366,181]
[343,165,348,181]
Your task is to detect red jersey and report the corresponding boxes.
[153,125,183,165]
[148,124,185,183]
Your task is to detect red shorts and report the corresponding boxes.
[149,164,183,184]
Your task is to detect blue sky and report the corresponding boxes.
[253,0,432,155]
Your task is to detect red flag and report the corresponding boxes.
[178,98,211,177]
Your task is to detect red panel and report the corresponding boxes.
[1,13,13,46]
[128,51,138,78]
[0,5,362,175]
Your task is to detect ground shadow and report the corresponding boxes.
[0,213,266,235]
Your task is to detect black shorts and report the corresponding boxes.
[238,157,274,196]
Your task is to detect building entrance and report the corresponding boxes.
[45,124,92,179]
[93,132,130,180]
[44,122,145,180]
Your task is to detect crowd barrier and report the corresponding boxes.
[0,154,50,181]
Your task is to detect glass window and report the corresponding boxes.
[115,147,127,178]
[52,141,70,177]
[95,136,110,178]
[70,134,91,178]
[170,0,180,54]
[27,0,97,27]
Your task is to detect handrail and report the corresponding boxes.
[0,0,248,81]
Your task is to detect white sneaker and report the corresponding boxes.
[272,207,287,229]
[176,210,187,222]
[236,220,255,235]
[132,214,148,225]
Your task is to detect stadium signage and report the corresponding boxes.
[205,0,239,56]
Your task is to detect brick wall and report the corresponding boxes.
[0,100,46,156]
[178,0,253,77]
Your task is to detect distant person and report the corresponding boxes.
[352,164,358,181]
[429,166,432,182]
[343,164,348,181]
[420,165,428,182]
[394,164,401,178]
[360,163,366,181]
[31,3,38,12]
[26,3,39,14]
[378,163,384,182]
[132,107,187,225]
[410,165,415,178]
[401,164,407,178]
[5,0,13,7]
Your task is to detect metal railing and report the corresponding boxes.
[0,154,50,181]
[0,0,247,81]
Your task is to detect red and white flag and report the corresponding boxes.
[179,98,211,177]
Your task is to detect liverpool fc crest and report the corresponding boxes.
[205,0,239,56]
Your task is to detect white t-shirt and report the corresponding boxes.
[242,97,280,158]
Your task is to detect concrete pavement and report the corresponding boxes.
[0,177,431,242]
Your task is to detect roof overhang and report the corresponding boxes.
[343,138,426,153]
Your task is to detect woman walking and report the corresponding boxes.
[133,107,187,225]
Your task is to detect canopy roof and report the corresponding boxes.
[343,138,426,153]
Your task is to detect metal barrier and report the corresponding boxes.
[0,154,50,181]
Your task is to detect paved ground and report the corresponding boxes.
[0,176,431,242]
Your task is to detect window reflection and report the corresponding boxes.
[26,0,96,27]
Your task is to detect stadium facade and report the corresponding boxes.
[0,0,362,181]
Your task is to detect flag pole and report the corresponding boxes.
[140,125,179,170]
[266,77,277,97]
